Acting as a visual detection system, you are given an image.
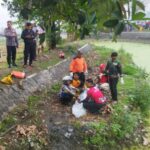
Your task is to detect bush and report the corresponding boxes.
[27,95,41,109]
[118,48,133,65]
[128,79,150,116]
[123,64,138,75]
[0,116,16,133]
[85,104,140,149]
[134,67,149,80]
[49,83,61,94]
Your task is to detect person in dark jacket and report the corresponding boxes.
[105,52,122,102]
[21,22,36,68]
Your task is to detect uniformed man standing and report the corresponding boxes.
[21,22,36,68]
[105,52,123,102]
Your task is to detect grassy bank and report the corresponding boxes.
[83,45,150,150]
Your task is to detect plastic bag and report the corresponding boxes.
[84,70,88,76]
[78,90,87,102]
[72,101,86,118]
[1,75,13,85]
[120,77,124,85]
[70,72,73,77]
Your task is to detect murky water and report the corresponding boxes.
[94,41,150,73]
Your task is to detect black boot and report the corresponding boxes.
[12,62,17,67]
[8,64,12,68]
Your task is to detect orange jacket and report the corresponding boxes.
[69,57,87,73]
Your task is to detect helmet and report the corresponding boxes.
[31,20,35,24]
[62,76,72,81]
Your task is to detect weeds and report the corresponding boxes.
[123,64,138,76]
[128,79,150,116]
[85,104,140,149]
[27,95,41,110]
[0,116,17,133]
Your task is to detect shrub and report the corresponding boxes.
[118,48,133,65]
[134,67,149,80]
[50,83,61,94]
[128,79,150,116]
[0,116,16,133]
[27,95,41,109]
[85,104,140,149]
[123,64,138,76]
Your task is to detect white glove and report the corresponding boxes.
[70,72,73,77]
[85,70,88,76]
[120,77,124,85]
[99,73,103,79]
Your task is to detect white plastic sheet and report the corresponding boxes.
[78,90,87,102]
[72,101,86,118]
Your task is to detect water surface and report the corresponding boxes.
[94,41,150,73]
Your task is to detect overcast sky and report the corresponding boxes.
[0,0,150,30]
[0,0,17,30]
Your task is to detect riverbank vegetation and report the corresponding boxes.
[83,45,150,149]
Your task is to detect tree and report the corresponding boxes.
[2,0,146,47]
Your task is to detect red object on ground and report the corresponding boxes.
[59,51,65,59]
[11,71,26,79]
[99,64,108,84]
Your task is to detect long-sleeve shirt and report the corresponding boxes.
[60,85,76,96]
[105,59,122,78]
[69,57,87,73]
[21,29,36,44]
[4,28,18,47]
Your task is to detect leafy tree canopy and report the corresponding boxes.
[2,0,146,43]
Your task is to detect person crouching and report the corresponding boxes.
[59,76,76,105]
[71,72,81,88]
[83,78,107,114]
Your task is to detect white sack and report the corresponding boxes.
[72,101,86,118]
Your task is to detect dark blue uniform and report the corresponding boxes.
[21,29,36,66]
[105,59,122,101]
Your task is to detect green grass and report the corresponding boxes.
[123,64,139,76]
[27,95,41,109]
[0,116,17,134]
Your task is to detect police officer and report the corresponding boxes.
[21,22,36,68]
[105,52,122,102]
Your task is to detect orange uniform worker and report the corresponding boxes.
[69,51,88,87]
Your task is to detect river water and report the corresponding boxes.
[94,41,150,73]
